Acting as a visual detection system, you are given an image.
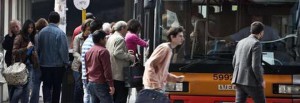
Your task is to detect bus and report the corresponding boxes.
[132,0,300,102]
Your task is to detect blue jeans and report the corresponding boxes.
[8,63,31,103]
[73,71,83,103]
[8,83,29,103]
[40,66,65,103]
[135,89,170,103]
[29,66,42,103]
[87,82,113,103]
[83,79,92,103]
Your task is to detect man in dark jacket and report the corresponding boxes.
[2,20,21,66]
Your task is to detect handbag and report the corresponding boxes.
[2,62,28,85]
[2,50,29,85]
[124,54,144,88]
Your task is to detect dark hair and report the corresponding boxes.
[81,19,94,32]
[250,21,264,34]
[48,11,60,23]
[35,18,48,31]
[90,19,103,33]
[21,19,36,44]
[86,12,95,19]
[92,30,107,43]
[167,26,185,42]
[127,19,142,34]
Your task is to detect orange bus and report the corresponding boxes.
[132,0,300,103]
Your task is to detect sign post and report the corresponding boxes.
[74,0,90,23]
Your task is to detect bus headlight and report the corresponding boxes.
[274,84,300,94]
[165,82,189,92]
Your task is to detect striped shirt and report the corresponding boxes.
[81,34,94,80]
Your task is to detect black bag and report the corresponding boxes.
[124,61,144,88]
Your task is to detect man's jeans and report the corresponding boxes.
[73,71,83,103]
[29,65,42,103]
[82,79,91,103]
[135,89,170,103]
[87,82,113,103]
[40,67,65,103]
[235,84,266,103]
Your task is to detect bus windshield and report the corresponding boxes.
[158,0,300,66]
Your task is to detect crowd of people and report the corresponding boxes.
[2,11,186,103]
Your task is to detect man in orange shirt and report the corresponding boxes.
[136,26,185,103]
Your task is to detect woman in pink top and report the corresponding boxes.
[136,26,185,103]
[125,19,148,54]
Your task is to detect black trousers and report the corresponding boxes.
[235,84,266,103]
[135,89,170,103]
[113,80,129,103]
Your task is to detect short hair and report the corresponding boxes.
[10,20,21,29]
[127,19,142,34]
[102,22,111,33]
[48,11,60,23]
[92,30,107,43]
[81,19,94,32]
[90,19,103,33]
[113,21,127,31]
[250,21,264,35]
[86,12,95,19]
[35,18,48,31]
[167,26,185,41]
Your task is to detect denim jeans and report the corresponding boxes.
[8,63,33,103]
[40,66,65,103]
[29,65,42,103]
[82,79,92,103]
[73,71,83,103]
[8,83,29,103]
[87,82,113,103]
[135,89,170,103]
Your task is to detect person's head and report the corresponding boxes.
[21,19,36,36]
[102,22,111,35]
[127,19,142,34]
[90,19,103,34]
[48,11,60,24]
[92,30,107,45]
[113,21,127,36]
[35,18,48,31]
[86,12,95,19]
[250,21,265,40]
[251,15,263,22]
[9,20,21,35]
[110,22,116,33]
[81,19,94,36]
[167,26,185,45]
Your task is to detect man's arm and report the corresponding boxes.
[113,38,132,61]
[58,33,69,66]
[251,42,264,85]
[73,34,81,59]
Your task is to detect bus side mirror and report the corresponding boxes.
[144,0,156,9]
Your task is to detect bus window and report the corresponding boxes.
[158,0,300,66]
